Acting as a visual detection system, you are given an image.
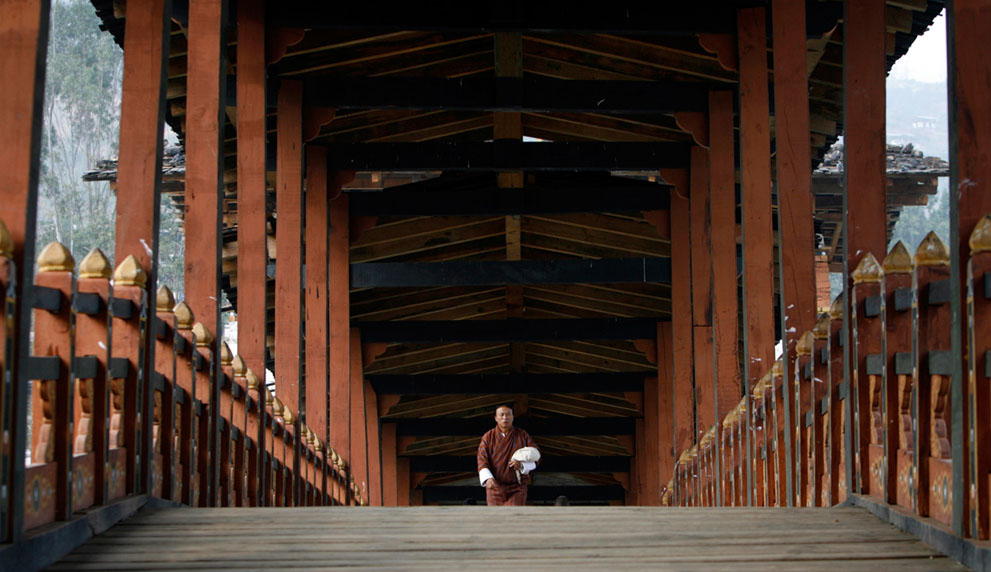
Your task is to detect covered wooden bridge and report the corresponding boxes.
[1,0,990,569]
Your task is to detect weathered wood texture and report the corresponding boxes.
[46,506,963,570]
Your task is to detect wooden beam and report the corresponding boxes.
[304,146,329,442]
[324,142,690,171]
[407,455,629,472]
[236,0,269,378]
[393,417,636,437]
[302,77,713,113]
[357,318,661,343]
[350,258,671,288]
[329,195,351,459]
[275,80,304,417]
[368,372,646,395]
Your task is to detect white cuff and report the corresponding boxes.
[520,461,536,475]
[479,468,494,486]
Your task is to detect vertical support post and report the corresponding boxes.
[709,90,739,507]
[381,422,398,506]
[639,375,661,505]
[0,0,49,541]
[882,244,914,508]
[173,303,196,505]
[329,195,351,460]
[305,147,330,462]
[364,379,381,506]
[843,0,887,499]
[153,286,178,501]
[690,147,713,444]
[947,0,991,538]
[657,323,676,502]
[851,254,884,497]
[349,328,368,504]
[236,0,268,379]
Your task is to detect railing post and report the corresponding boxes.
[74,250,113,510]
[850,253,884,497]
[828,297,848,504]
[811,316,831,506]
[882,243,914,510]
[153,286,177,501]
[218,342,234,506]
[245,367,265,506]
[172,302,196,506]
[192,322,216,506]
[966,215,991,539]
[231,356,248,506]
[795,331,815,507]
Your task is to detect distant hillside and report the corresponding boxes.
[886,78,948,161]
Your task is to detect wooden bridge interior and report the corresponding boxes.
[2,0,991,570]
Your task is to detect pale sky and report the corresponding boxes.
[888,10,946,84]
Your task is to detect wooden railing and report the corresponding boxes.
[665,221,991,546]
[0,220,362,539]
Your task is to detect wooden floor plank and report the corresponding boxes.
[46,507,964,571]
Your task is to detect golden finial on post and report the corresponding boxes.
[883,241,914,275]
[829,296,844,320]
[314,437,324,453]
[193,322,214,347]
[79,248,111,279]
[37,241,75,272]
[264,386,274,407]
[272,395,284,418]
[174,301,194,330]
[245,368,261,391]
[969,215,991,255]
[220,341,233,366]
[915,231,950,266]
[232,355,246,376]
[113,254,146,287]
[0,218,12,258]
[852,252,883,284]
[771,359,783,377]
[796,331,815,356]
[814,314,831,339]
[282,404,296,424]
[157,285,175,312]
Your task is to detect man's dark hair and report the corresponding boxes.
[495,403,514,413]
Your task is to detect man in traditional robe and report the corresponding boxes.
[477,404,539,505]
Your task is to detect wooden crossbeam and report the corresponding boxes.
[407,455,630,472]
[303,77,713,113]
[348,175,670,216]
[357,318,662,343]
[350,258,671,288]
[324,141,690,171]
[423,485,626,502]
[368,372,646,395]
[392,416,636,437]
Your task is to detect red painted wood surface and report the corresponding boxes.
[153,297,177,502]
[690,147,713,442]
[738,7,775,395]
[883,254,913,508]
[236,0,269,377]
[276,80,304,414]
[329,195,351,459]
[363,380,382,506]
[175,321,196,506]
[851,276,882,497]
[968,245,991,538]
[111,280,147,497]
[772,0,817,361]
[184,0,224,335]
[709,91,741,427]
[657,323,676,499]
[305,147,330,443]
[349,328,368,504]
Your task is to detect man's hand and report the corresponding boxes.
[484,478,495,489]
[508,459,522,471]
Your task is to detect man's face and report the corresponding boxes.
[495,406,514,431]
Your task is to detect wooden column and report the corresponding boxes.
[275,80,304,487]
[772,0,817,365]
[0,0,49,537]
[690,147,714,443]
[639,376,661,505]
[236,0,268,378]
[738,8,774,392]
[843,0,887,499]
[349,328,368,503]
[710,90,740,506]
[948,0,991,538]
[381,423,398,506]
[657,322,676,500]
[329,194,350,460]
[364,380,382,506]
[663,169,694,467]
[305,147,330,447]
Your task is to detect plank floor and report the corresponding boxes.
[46,506,967,571]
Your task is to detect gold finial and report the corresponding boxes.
[970,215,991,255]
[193,322,214,347]
[79,248,111,279]
[174,301,194,330]
[699,425,716,448]
[796,331,815,356]
[113,254,146,287]
[282,404,296,424]
[0,218,12,258]
[829,296,844,320]
[220,341,233,366]
[307,427,317,445]
[814,314,831,340]
[245,368,261,391]
[852,252,883,284]
[272,396,285,418]
[264,386,274,407]
[771,359,783,377]
[883,241,914,275]
[314,437,324,453]
[232,355,246,376]
[157,285,175,312]
[915,231,950,266]
[37,241,75,272]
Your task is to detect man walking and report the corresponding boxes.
[477,404,539,505]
